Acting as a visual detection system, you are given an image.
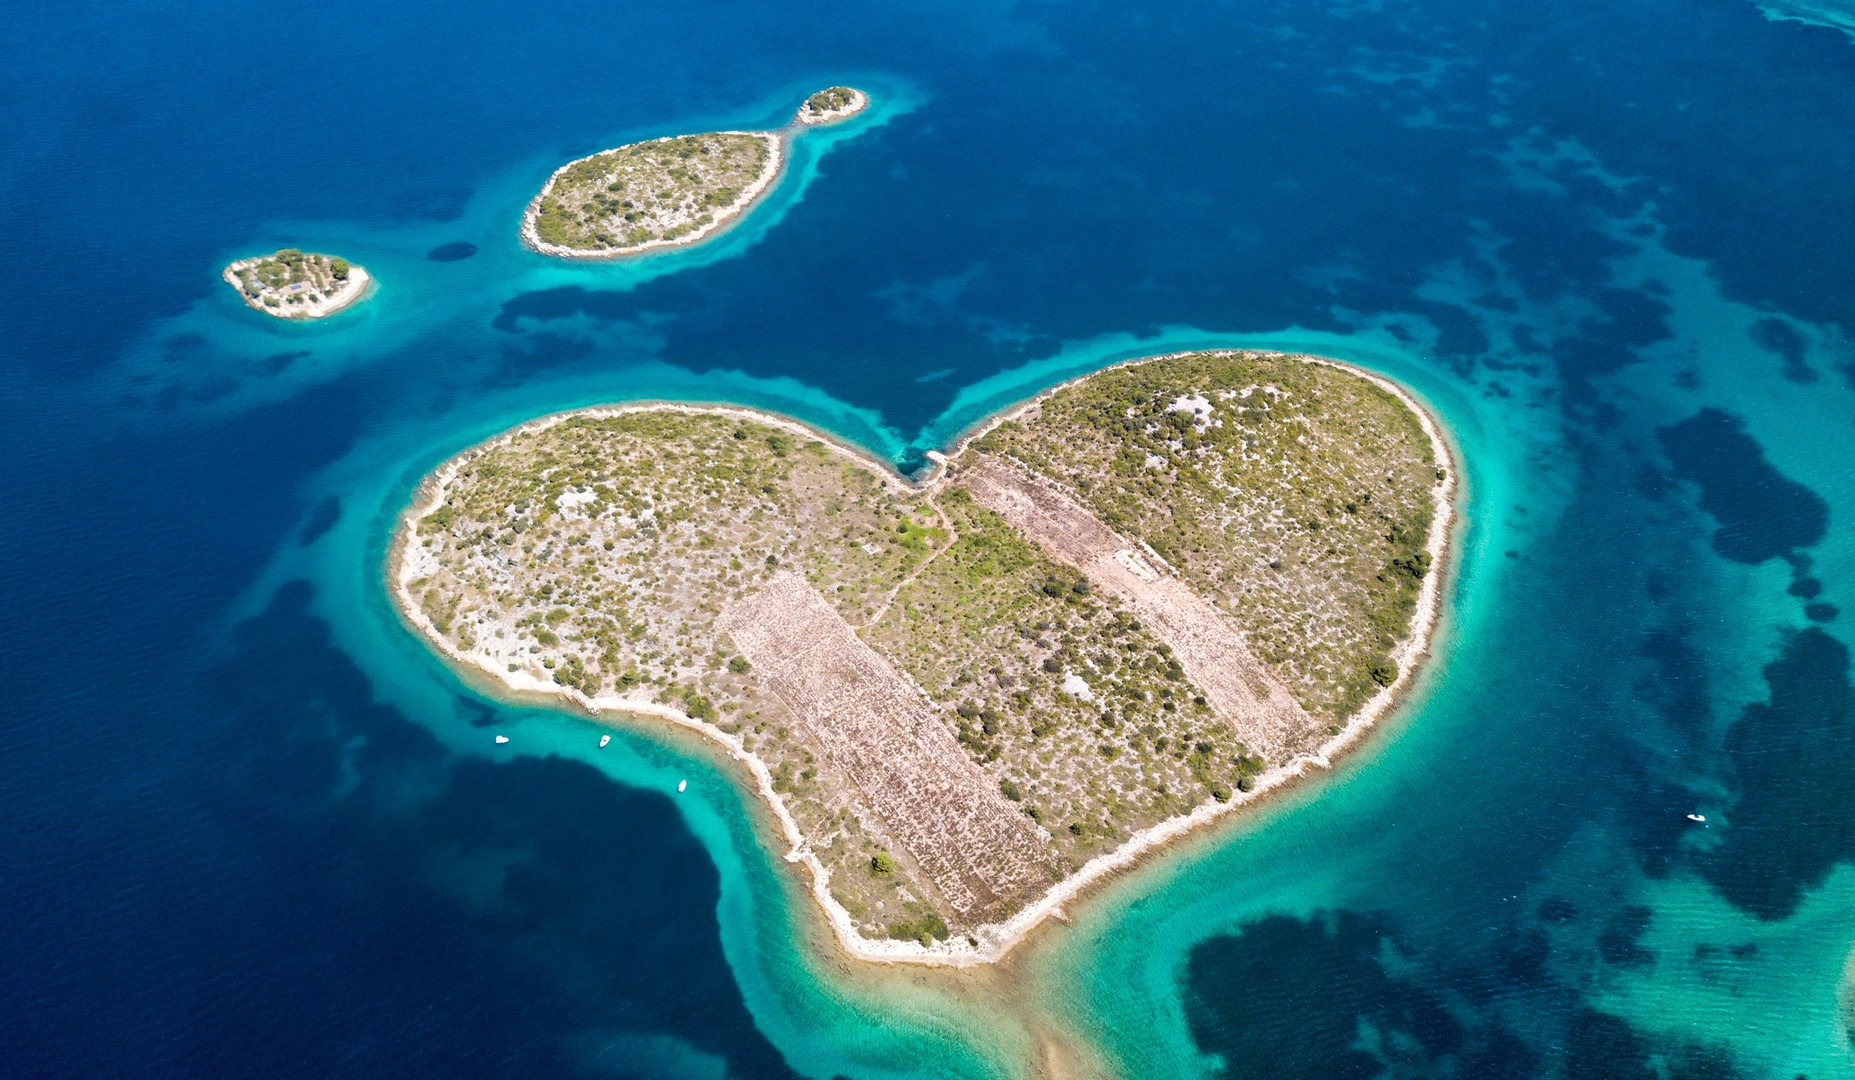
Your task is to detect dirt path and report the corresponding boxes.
[856,496,959,631]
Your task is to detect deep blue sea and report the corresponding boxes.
[4,1,1854,1076]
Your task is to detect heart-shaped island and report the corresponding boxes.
[393,350,1453,962]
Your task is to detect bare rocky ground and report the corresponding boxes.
[721,571,1060,925]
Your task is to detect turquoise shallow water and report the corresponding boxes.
[4,0,1854,1076]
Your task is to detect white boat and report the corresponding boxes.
[677,780,687,793]
[598,734,611,748]
[494,735,510,744]
[1686,813,1705,822]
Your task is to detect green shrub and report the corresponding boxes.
[886,912,949,946]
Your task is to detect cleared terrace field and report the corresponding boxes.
[720,572,1058,923]
[971,351,1442,720]
[960,457,1312,760]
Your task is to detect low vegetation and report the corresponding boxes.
[806,87,858,113]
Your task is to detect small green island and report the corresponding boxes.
[222,248,369,320]
[393,350,1453,961]
[521,87,870,258]
[796,86,869,126]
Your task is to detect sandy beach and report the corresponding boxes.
[389,352,1460,967]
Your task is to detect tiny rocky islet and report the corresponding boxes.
[393,349,1455,963]
[222,248,370,320]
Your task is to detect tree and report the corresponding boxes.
[870,851,895,874]
[329,257,350,281]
